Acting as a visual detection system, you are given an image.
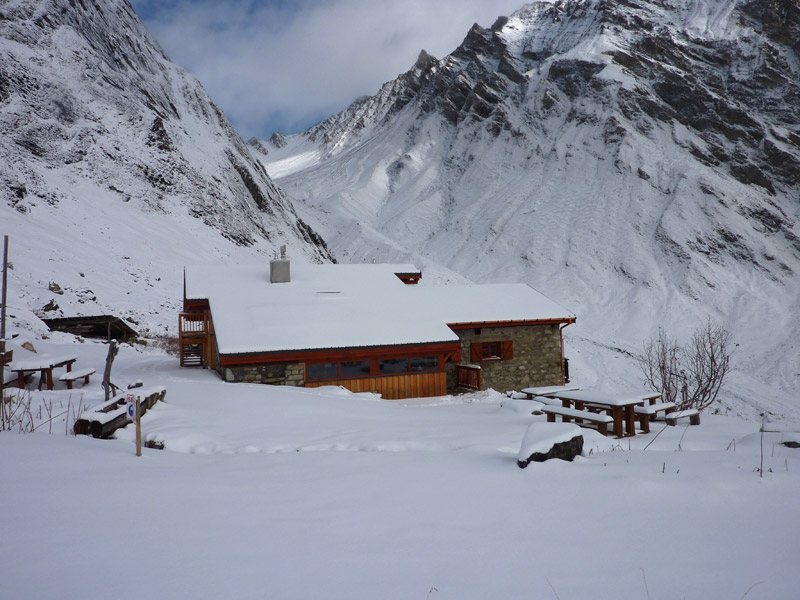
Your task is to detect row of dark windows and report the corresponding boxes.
[306,356,440,381]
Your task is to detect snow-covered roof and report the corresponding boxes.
[408,284,577,327]
[184,262,575,356]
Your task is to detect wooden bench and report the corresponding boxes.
[58,368,96,389]
[531,395,564,407]
[665,408,701,426]
[542,405,614,436]
[633,401,677,433]
[74,386,167,438]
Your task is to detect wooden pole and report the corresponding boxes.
[0,235,8,405]
[136,395,142,457]
[102,340,118,402]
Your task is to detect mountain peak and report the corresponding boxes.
[413,49,438,72]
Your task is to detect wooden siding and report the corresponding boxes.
[305,371,446,400]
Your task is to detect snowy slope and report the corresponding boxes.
[0,0,332,336]
[263,0,800,419]
[2,332,800,600]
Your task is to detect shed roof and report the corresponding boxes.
[42,315,138,340]
[184,262,575,356]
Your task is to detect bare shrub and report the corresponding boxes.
[684,321,733,411]
[1,390,34,433]
[638,319,734,411]
[639,329,681,404]
[150,334,180,356]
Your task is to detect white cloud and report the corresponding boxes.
[132,0,524,138]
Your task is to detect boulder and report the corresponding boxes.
[517,423,583,468]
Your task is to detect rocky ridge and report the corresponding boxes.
[0,0,332,252]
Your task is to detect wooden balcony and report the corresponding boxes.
[178,312,214,368]
[179,312,209,336]
[457,364,481,391]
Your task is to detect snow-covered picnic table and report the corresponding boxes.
[9,354,78,390]
[521,385,580,399]
[549,390,661,438]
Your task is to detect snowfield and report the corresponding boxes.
[2,332,799,600]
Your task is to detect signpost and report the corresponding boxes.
[126,393,136,421]
[126,393,142,457]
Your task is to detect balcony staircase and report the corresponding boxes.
[178,311,213,368]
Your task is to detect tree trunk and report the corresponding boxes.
[102,341,119,401]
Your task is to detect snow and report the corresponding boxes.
[8,353,78,371]
[186,263,457,353]
[520,385,580,396]
[518,422,582,459]
[185,262,574,355]
[2,333,799,600]
[554,389,662,406]
[1,2,799,594]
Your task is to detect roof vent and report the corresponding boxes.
[270,245,290,283]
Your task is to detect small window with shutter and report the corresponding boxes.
[471,341,513,362]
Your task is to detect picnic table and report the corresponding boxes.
[550,390,661,438]
[10,354,78,391]
[521,385,581,399]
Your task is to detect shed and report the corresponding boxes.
[43,315,138,342]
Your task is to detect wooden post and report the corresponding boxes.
[0,235,8,403]
[102,340,119,402]
[135,395,142,457]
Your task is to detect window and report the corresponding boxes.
[471,341,513,362]
[340,360,370,377]
[306,362,339,381]
[307,354,444,381]
[380,358,408,374]
[482,342,502,359]
[410,356,438,371]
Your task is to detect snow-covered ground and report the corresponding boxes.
[2,330,799,600]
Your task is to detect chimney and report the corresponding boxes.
[270,245,290,283]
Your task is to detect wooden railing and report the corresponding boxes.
[179,312,208,336]
[457,364,481,391]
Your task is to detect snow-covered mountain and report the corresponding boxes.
[263,0,800,418]
[0,0,332,335]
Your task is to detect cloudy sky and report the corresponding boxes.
[131,0,525,140]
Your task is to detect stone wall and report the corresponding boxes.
[452,324,564,393]
[218,361,305,386]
